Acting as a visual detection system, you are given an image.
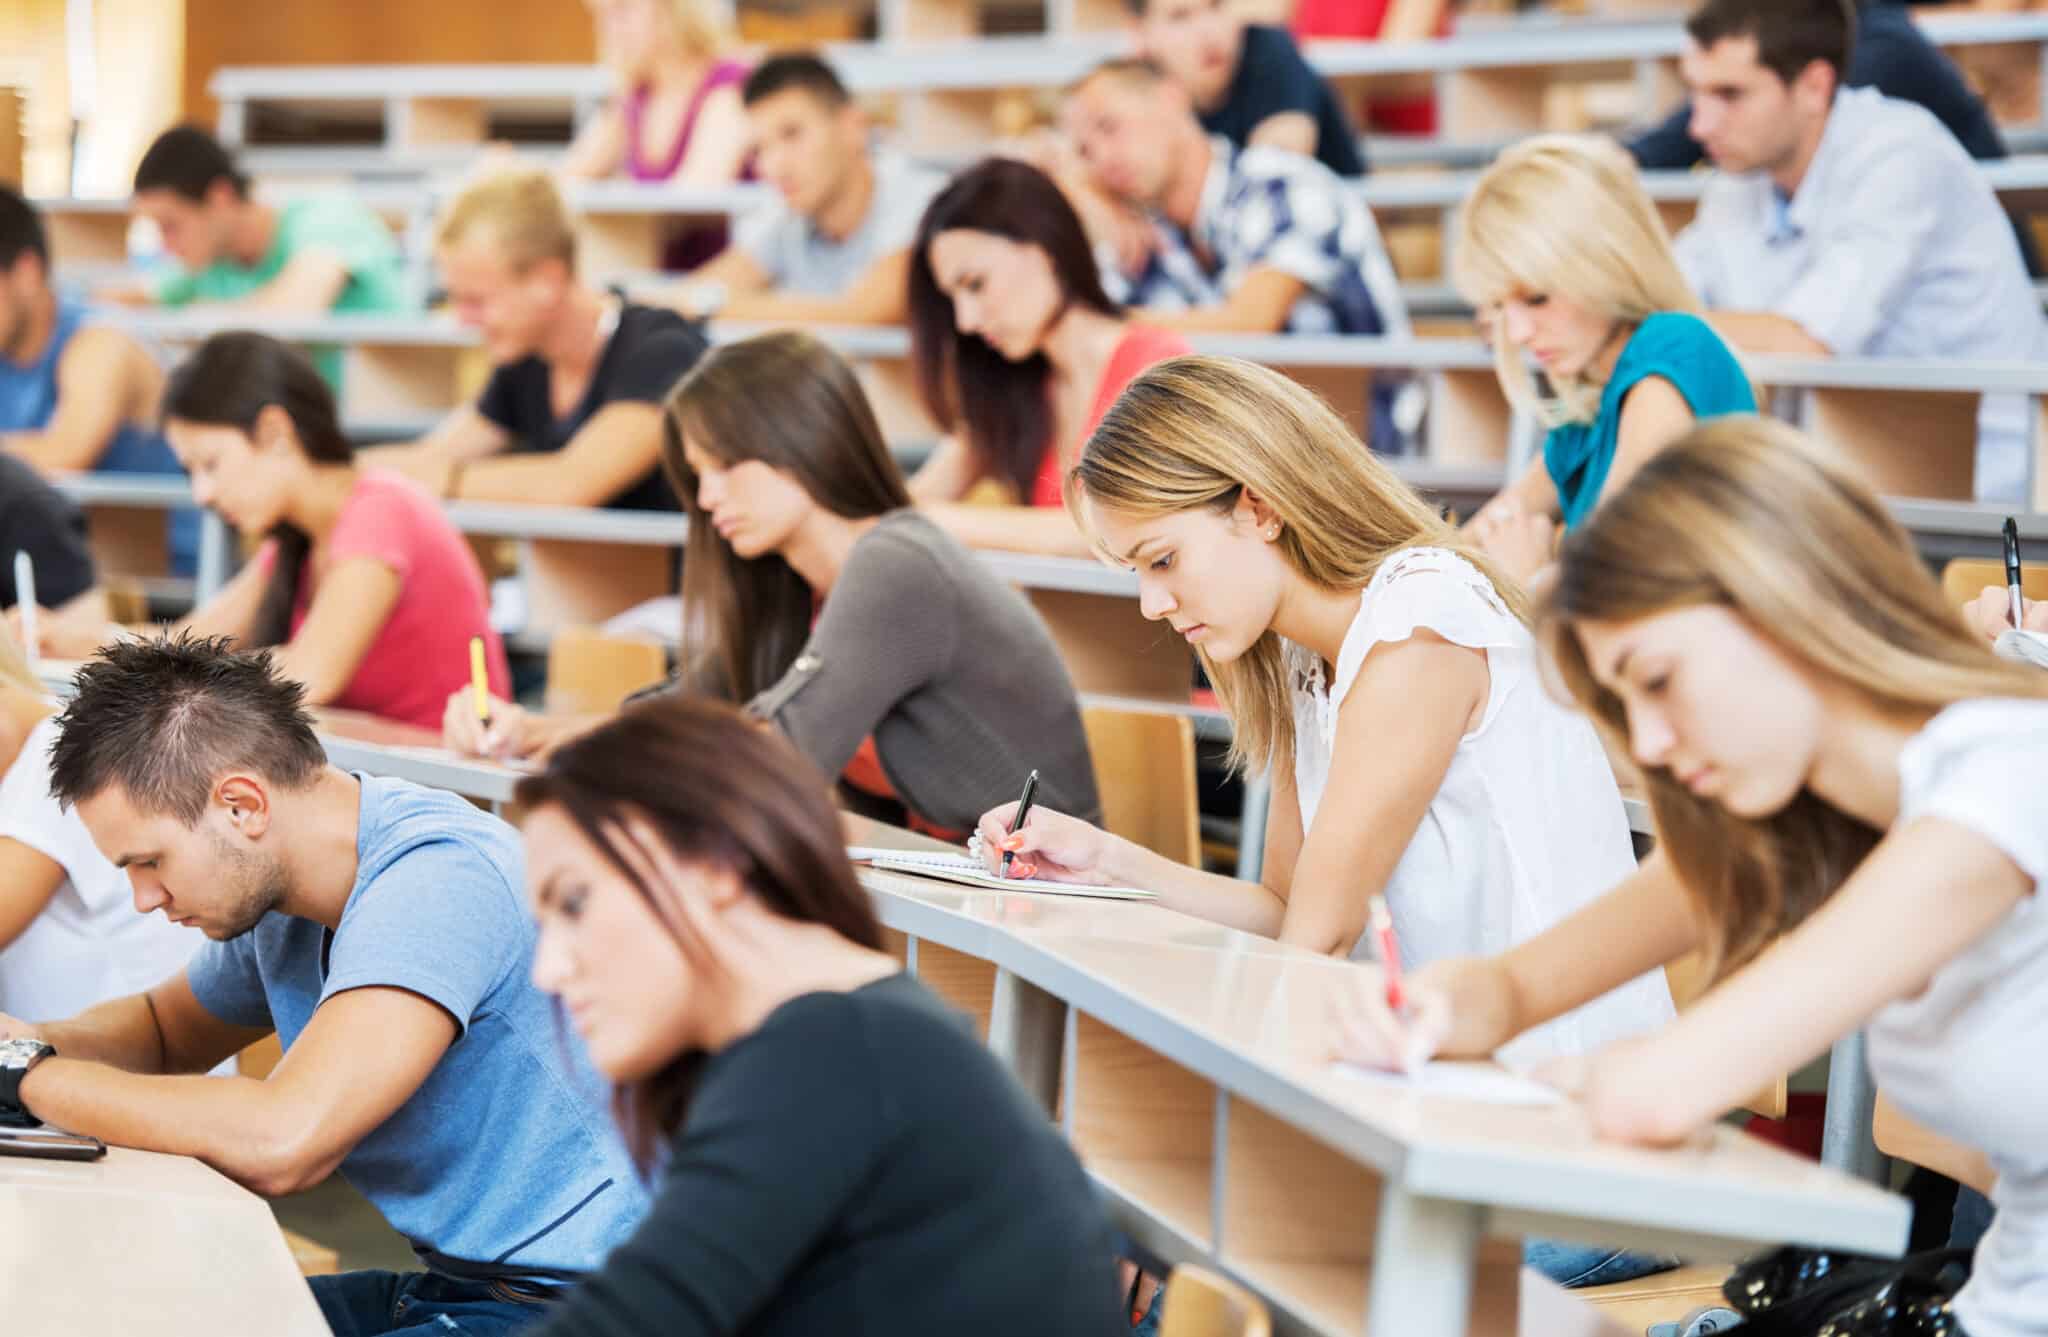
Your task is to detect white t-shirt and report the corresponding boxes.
[0,717,201,1020]
[733,150,946,297]
[1868,698,2048,1337]
[1287,547,1674,1064]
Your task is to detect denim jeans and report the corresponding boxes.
[312,1270,559,1337]
[1524,1239,1680,1288]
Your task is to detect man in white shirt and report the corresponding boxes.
[668,53,946,326]
[1672,0,2046,502]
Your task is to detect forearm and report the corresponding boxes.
[1500,456,1561,519]
[1141,303,1276,334]
[921,504,1090,557]
[456,453,624,507]
[2,429,106,475]
[1704,311,1832,357]
[37,995,172,1073]
[1102,837,1288,937]
[720,289,899,326]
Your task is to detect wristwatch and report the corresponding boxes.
[0,1037,56,1123]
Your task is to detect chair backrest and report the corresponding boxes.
[1082,705,1201,867]
[545,627,669,716]
[1157,1265,1271,1337]
[1941,556,2048,608]
[1665,951,1789,1121]
[1873,1093,1994,1195]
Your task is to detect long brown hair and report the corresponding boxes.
[514,693,885,1170]
[660,331,912,702]
[1543,416,2048,978]
[1072,355,1528,779]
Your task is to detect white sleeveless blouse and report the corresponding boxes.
[1287,547,1674,1062]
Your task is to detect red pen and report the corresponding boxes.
[1369,894,1405,1013]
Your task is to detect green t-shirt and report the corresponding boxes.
[156,194,408,385]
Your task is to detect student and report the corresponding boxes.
[446,331,1099,839]
[1963,588,2048,643]
[666,53,947,326]
[0,453,95,612]
[973,355,1675,1303]
[1067,60,1405,341]
[905,158,1189,557]
[561,0,752,270]
[510,696,1126,1337]
[369,168,707,510]
[0,636,646,1335]
[23,334,509,731]
[1452,135,1755,581]
[0,624,196,1020]
[119,126,407,384]
[1670,0,2047,502]
[1331,416,2048,1335]
[1124,0,1366,178]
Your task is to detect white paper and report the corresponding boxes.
[1994,628,2048,670]
[1331,1058,1564,1107]
[847,848,1157,901]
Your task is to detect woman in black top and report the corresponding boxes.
[518,695,1126,1337]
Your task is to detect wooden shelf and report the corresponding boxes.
[1090,1155,1213,1249]
[913,940,998,1040]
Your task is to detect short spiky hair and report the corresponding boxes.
[50,633,327,825]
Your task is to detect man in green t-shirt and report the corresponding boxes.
[120,125,409,384]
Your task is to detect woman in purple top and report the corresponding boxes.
[563,0,752,269]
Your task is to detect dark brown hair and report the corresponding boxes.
[162,333,355,650]
[134,124,250,202]
[1686,0,1856,89]
[49,632,326,825]
[908,158,1122,502]
[513,693,884,1168]
[660,331,911,702]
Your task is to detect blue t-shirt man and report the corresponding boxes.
[187,774,646,1290]
[1544,312,1756,529]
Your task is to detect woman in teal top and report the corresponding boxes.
[1450,134,1756,579]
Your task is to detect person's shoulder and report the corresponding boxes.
[355,776,524,894]
[844,510,963,585]
[285,191,389,236]
[1239,22,1310,73]
[343,469,444,533]
[1830,87,1967,168]
[1909,698,2048,771]
[756,974,974,1064]
[1631,311,1739,364]
[619,302,705,348]
[1122,324,1193,364]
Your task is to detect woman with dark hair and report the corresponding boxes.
[446,330,1099,839]
[24,332,507,729]
[514,696,1126,1337]
[907,157,1187,556]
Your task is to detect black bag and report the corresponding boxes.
[1718,1246,1972,1336]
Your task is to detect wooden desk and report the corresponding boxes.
[0,1144,329,1335]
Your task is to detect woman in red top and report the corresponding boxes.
[26,334,509,731]
[907,159,1189,557]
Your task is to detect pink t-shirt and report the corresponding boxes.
[267,471,510,730]
[1030,326,1192,509]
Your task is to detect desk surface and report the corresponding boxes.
[0,1144,328,1335]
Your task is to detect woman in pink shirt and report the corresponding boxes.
[27,334,508,730]
[907,159,1189,557]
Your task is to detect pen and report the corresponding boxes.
[14,553,36,673]
[469,636,493,729]
[1369,894,1405,1014]
[1000,769,1040,878]
[2005,517,2025,630]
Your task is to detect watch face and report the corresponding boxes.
[0,1038,46,1069]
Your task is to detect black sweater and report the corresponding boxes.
[531,973,1127,1337]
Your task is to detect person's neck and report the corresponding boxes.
[780,510,883,595]
[1041,305,1128,390]
[814,153,876,244]
[1582,321,1636,388]
[269,768,366,932]
[1160,128,1212,231]
[690,908,900,1053]
[3,288,57,367]
[646,47,711,95]
[1804,691,1937,830]
[281,463,360,540]
[1770,101,1834,198]
[1268,575,1365,676]
[227,201,279,269]
[538,285,610,377]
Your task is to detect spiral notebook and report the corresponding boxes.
[847,848,1157,901]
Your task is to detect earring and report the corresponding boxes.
[1266,526,1280,540]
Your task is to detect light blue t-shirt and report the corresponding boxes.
[1543,311,1755,529]
[186,774,646,1283]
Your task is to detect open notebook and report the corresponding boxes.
[1995,629,2048,670]
[847,848,1157,902]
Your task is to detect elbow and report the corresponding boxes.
[233,1123,345,1198]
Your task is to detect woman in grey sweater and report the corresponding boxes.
[445,331,1099,838]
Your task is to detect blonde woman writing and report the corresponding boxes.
[1336,417,2048,1333]
[1455,135,1754,580]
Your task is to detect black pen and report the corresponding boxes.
[2005,518,2025,630]
[1000,769,1040,878]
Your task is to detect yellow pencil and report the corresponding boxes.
[469,636,493,728]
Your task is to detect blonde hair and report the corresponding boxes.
[1542,416,2048,979]
[434,167,577,273]
[589,0,729,68]
[1453,135,1701,426]
[1071,355,1530,780]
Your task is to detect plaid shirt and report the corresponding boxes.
[1110,137,1409,338]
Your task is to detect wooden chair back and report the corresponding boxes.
[1157,1265,1272,1337]
[544,627,669,716]
[1941,556,2048,608]
[1082,706,1201,867]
